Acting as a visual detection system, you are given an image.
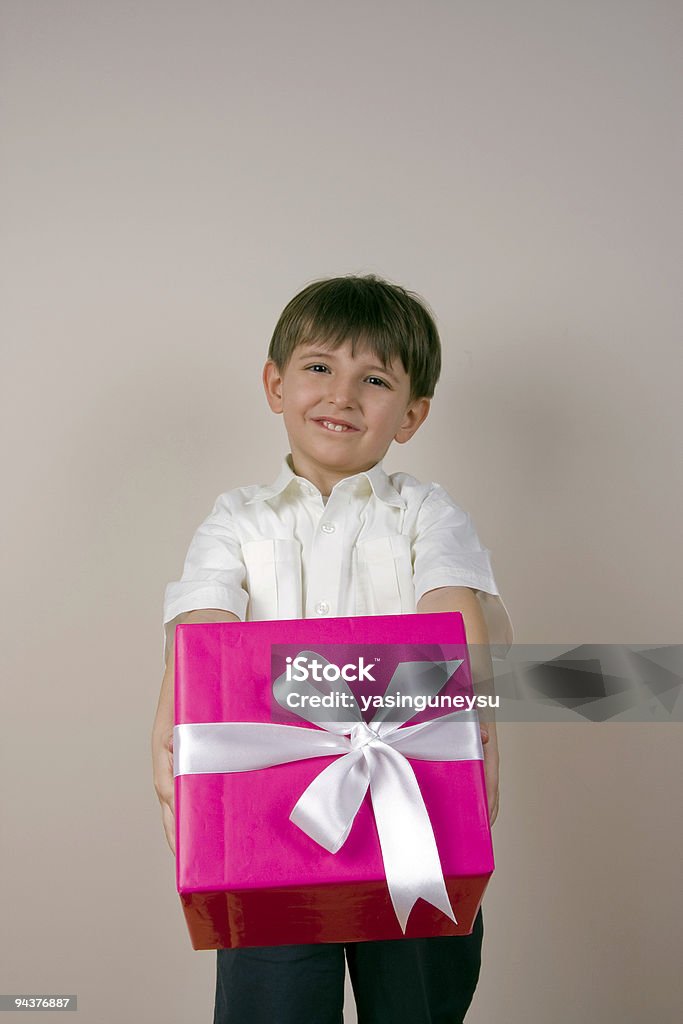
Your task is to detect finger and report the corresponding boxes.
[480,726,489,744]
[166,753,175,814]
[162,802,176,856]
[153,753,176,814]
[154,777,175,815]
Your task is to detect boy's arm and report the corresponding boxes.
[416,586,500,826]
[151,608,240,855]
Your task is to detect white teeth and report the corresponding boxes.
[320,420,350,432]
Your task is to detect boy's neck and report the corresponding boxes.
[287,451,383,500]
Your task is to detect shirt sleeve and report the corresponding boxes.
[162,493,249,663]
[412,485,514,651]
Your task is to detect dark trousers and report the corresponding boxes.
[213,909,483,1024]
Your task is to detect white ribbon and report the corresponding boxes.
[174,652,483,932]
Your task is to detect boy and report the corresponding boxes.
[152,274,513,1023]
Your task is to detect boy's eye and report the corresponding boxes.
[305,365,389,388]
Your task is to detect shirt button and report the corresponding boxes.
[315,600,330,615]
[321,522,336,534]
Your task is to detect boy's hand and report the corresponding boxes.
[416,587,501,829]
[152,610,240,857]
[152,727,176,856]
[479,724,499,827]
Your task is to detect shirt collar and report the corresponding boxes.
[245,453,406,509]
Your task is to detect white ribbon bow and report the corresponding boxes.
[174,652,483,931]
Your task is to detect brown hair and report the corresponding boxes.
[267,274,442,401]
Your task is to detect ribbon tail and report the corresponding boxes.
[290,750,370,853]
[366,744,457,932]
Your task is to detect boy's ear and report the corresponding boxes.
[262,359,285,413]
[394,397,431,444]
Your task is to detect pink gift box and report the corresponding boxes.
[174,612,494,949]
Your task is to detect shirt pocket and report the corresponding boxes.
[355,534,416,615]
[241,538,303,620]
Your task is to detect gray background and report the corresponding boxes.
[1,1,681,1021]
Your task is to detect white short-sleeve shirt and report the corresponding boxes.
[163,453,514,662]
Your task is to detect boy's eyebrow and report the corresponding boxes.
[296,350,400,382]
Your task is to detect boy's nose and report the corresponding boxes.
[328,377,357,407]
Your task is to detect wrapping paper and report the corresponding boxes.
[174,612,494,949]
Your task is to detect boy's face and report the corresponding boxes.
[263,338,431,494]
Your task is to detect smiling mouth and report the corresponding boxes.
[314,419,359,433]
